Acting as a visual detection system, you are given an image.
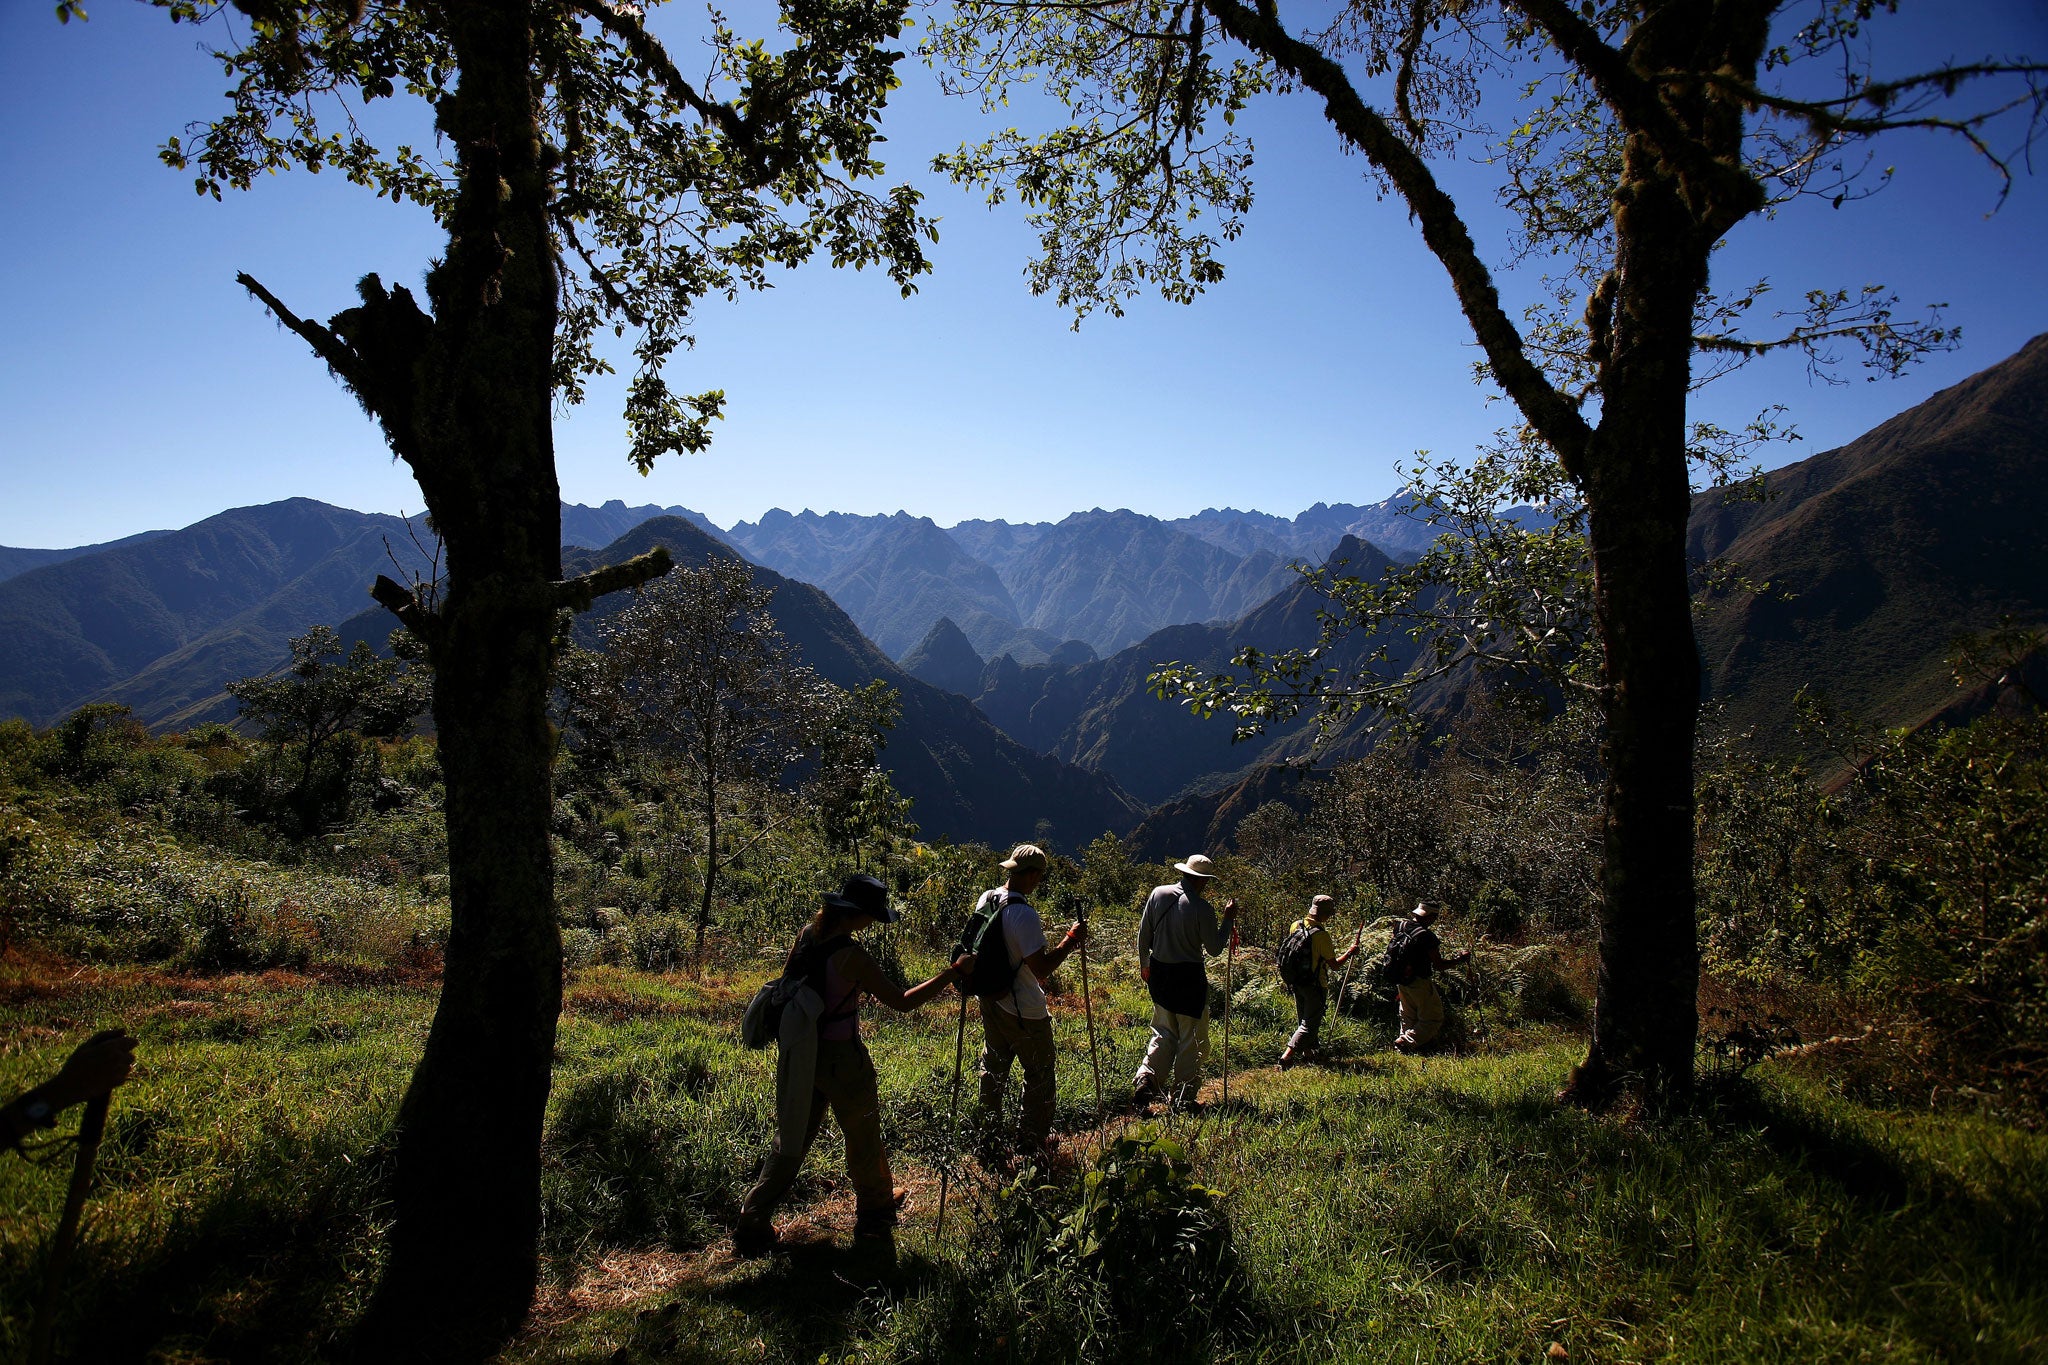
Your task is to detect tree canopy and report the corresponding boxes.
[927,0,2047,1102]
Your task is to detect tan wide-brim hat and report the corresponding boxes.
[1307,894,1336,920]
[1410,902,1439,923]
[1173,853,1218,879]
[1001,843,1049,874]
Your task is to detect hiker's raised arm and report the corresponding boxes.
[844,945,974,1012]
[1022,921,1086,982]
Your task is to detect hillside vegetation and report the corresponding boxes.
[3,655,2043,1360]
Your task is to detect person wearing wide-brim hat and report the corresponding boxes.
[1277,895,1360,1070]
[735,874,974,1257]
[1392,902,1470,1054]
[1132,854,1239,1108]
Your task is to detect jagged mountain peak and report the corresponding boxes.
[900,616,986,697]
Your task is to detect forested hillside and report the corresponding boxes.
[567,516,1145,846]
[1693,331,2048,743]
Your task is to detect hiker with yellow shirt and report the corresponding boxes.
[1274,895,1359,1070]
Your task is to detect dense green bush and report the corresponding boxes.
[1698,711,2048,1114]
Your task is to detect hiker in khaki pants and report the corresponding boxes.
[972,844,1087,1157]
[735,875,973,1256]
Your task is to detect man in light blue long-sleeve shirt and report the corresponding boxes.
[1133,853,1238,1108]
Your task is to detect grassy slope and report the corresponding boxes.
[3,950,2042,1364]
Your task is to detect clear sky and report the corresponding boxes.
[2,2,2044,548]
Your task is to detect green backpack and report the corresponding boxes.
[955,891,1019,999]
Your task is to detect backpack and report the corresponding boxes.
[955,891,1020,999]
[1276,923,1321,989]
[1371,922,1417,990]
[739,930,855,1049]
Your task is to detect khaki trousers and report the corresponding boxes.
[1286,980,1328,1054]
[1396,979,1446,1050]
[1136,1005,1210,1095]
[978,1002,1058,1148]
[739,1038,895,1231]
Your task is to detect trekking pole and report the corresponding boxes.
[1332,918,1366,1043]
[1077,908,1103,1129]
[1221,924,1235,1109]
[934,989,969,1242]
[29,1091,111,1365]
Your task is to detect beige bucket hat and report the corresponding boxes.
[1001,843,1049,874]
[1173,853,1218,879]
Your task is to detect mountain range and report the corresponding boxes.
[559,518,1144,845]
[0,500,436,730]
[3,333,2041,848]
[548,497,1451,665]
[1690,329,2048,744]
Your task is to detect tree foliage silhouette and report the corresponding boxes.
[928,0,2046,1102]
[125,0,932,1352]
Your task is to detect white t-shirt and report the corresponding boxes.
[977,887,1049,1020]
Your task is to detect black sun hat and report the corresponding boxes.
[823,873,896,922]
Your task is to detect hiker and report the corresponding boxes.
[1,1029,134,1154]
[968,843,1088,1156]
[1133,853,1238,1108]
[734,874,974,1256]
[1276,895,1360,1069]
[1392,903,1471,1054]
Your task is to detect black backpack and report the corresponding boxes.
[740,929,855,1048]
[1372,922,1417,989]
[955,891,1019,999]
[1276,923,1321,989]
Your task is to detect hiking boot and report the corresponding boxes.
[1278,1049,1297,1071]
[849,1223,898,1274]
[731,1222,779,1258]
[1132,1073,1161,1106]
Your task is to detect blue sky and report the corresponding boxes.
[2,1,2044,547]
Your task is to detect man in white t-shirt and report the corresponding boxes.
[973,843,1087,1155]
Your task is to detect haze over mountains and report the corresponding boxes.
[538,495,1449,664]
[3,333,2042,848]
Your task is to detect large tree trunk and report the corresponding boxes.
[355,0,568,1354]
[1560,151,1707,1107]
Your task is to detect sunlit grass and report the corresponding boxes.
[4,949,2043,1363]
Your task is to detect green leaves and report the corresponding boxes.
[925,0,1266,322]
[1152,431,1596,750]
[144,0,935,470]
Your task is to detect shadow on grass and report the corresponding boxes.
[688,1237,939,1362]
[1708,1079,1930,1211]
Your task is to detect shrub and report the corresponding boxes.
[1054,1125,1236,1314]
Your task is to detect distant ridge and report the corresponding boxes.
[0,498,434,727]
[569,517,1145,846]
[1692,330,2048,746]
[0,528,176,585]
[560,499,724,551]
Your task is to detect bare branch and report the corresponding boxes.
[236,271,364,389]
[371,573,442,645]
[1202,0,1595,470]
[555,546,675,613]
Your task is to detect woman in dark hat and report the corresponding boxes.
[734,874,973,1255]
